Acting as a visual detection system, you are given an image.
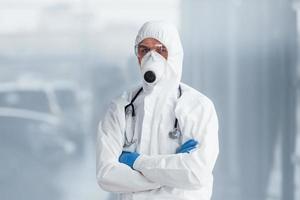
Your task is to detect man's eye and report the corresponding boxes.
[140,48,149,54]
[157,47,167,54]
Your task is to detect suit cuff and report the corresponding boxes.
[133,154,149,171]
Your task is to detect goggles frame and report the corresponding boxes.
[134,43,168,59]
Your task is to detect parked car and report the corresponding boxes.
[0,81,87,200]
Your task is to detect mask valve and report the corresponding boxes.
[144,71,156,83]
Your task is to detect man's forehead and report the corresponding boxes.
[139,38,165,46]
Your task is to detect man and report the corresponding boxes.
[96,20,219,200]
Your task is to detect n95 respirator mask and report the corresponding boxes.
[140,51,167,86]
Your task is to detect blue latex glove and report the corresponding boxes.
[176,139,199,154]
[119,151,140,169]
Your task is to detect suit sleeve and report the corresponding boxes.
[133,98,219,190]
[96,99,161,193]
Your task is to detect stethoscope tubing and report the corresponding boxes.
[124,85,182,147]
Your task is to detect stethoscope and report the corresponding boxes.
[123,85,182,148]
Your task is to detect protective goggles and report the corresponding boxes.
[134,43,168,59]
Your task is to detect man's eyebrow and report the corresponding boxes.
[138,44,149,48]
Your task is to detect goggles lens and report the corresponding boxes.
[135,44,167,59]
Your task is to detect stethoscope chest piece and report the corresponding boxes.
[123,138,137,148]
[125,106,133,116]
[169,128,181,139]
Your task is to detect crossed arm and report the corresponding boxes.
[96,98,219,193]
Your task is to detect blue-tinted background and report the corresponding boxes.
[0,0,299,200]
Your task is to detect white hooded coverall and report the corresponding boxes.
[96,21,219,200]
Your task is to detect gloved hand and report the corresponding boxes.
[119,151,140,169]
[176,139,199,154]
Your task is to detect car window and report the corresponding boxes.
[54,89,77,112]
[0,90,51,113]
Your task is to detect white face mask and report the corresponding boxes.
[140,50,167,87]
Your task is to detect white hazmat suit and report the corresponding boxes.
[96,21,219,200]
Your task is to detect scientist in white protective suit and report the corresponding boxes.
[96,20,219,200]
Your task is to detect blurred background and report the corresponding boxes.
[0,0,299,199]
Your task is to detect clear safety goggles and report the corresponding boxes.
[134,43,168,59]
